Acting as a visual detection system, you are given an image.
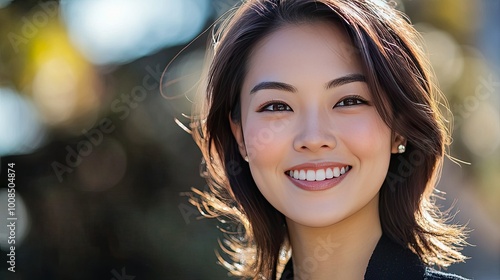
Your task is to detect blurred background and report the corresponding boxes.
[0,0,498,279]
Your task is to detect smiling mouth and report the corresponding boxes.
[286,165,351,181]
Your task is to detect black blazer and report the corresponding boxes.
[279,234,469,280]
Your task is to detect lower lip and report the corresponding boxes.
[286,170,350,191]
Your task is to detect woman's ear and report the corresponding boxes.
[391,133,407,154]
[229,113,247,159]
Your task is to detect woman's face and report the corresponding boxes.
[231,22,400,227]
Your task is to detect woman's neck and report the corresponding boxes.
[286,194,382,280]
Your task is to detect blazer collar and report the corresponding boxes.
[280,234,425,279]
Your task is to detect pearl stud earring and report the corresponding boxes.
[398,144,406,154]
[244,155,249,162]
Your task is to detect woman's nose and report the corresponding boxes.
[293,110,336,153]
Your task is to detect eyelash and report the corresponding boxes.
[258,100,292,112]
[257,95,368,112]
[335,95,369,107]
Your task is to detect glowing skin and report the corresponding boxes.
[230,22,405,279]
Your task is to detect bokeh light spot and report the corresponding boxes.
[417,24,464,90]
[0,87,46,156]
[76,137,128,191]
[32,57,78,124]
[0,0,12,9]
[461,103,500,156]
[60,0,210,65]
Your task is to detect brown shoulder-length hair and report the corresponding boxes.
[188,0,467,279]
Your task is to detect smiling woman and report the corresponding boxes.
[188,0,469,279]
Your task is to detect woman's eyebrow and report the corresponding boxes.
[249,73,366,94]
[250,81,297,94]
[325,73,366,89]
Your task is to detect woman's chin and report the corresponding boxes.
[284,209,351,228]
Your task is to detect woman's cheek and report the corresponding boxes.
[244,116,292,161]
[336,112,391,153]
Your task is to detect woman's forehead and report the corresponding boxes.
[243,22,364,89]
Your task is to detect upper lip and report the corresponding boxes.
[286,162,351,172]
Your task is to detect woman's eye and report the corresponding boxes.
[260,102,292,112]
[335,96,367,107]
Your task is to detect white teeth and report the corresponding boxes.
[288,166,350,181]
[306,170,315,181]
[299,170,306,180]
[333,167,340,177]
[326,168,333,179]
[316,169,326,181]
